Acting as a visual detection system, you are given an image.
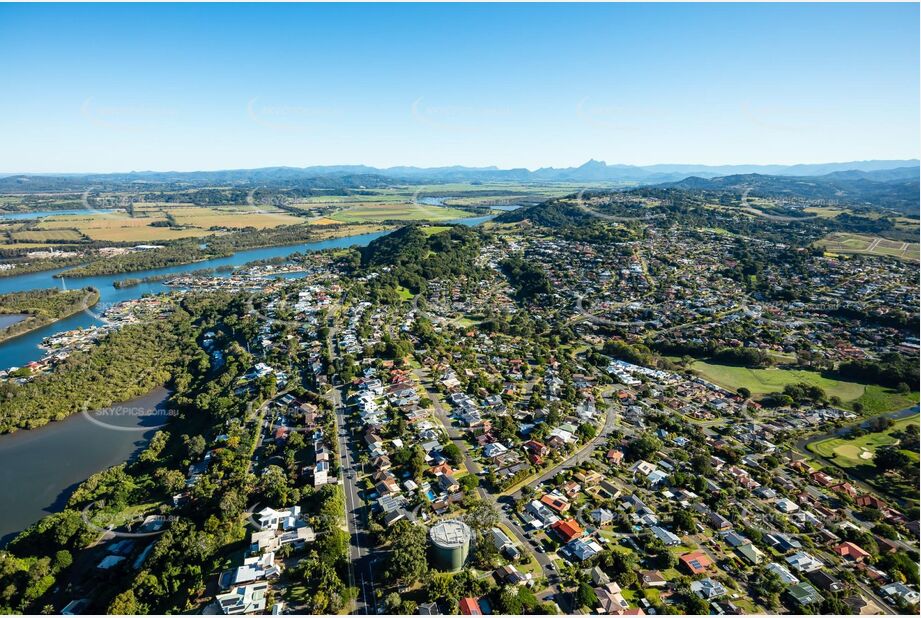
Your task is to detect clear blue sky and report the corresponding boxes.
[1,2,918,173]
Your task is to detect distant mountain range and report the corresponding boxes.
[1,159,918,191]
[497,165,921,225]
[659,166,919,213]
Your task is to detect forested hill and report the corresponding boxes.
[492,196,597,227]
[358,224,485,296]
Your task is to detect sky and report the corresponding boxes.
[0,2,918,173]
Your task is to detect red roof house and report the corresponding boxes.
[550,518,584,543]
[459,598,482,615]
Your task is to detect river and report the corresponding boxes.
[0,216,495,543]
[0,387,172,545]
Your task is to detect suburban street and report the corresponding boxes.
[326,318,379,615]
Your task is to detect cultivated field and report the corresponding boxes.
[167,207,304,229]
[1,205,310,245]
[329,202,471,223]
[10,229,86,242]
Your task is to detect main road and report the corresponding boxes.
[325,314,378,615]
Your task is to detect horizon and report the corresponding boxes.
[3,156,921,178]
[1,2,919,173]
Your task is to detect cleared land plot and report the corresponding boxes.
[306,216,343,226]
[691,361,866,402]
[24,206,304,243]
[420,226,452,236]
[35,212,159,229]
[817,232,920,261]
[0,242,61,249]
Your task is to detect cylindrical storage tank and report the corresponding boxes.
[429,519,472,571]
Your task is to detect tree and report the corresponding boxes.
[464,500,499,532]
[184,434,207,460]
[750,568,784,609]
[385,521,428,585]
[577,422,598,441]
[873,523,898,539]
[575,582,598,610]
[258,465,290,505]
[683,593,709,615]
[385,592,402,612]
[671,510,696,534]
[154,468,186,495]
[442,443,463,466]
[874,446,910,474]
[630,433,662,461]
[737,387,751,399]
[108,589,143,614]
[460,475,480,492]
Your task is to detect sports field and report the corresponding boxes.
[816,232,920,261]
[690,360,866,402]
[808,414,919,469]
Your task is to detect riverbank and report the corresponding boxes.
[55,222,392,279]
[0,288,100,345]
[0,386,172,545]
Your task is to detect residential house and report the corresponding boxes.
[551,518,583,543]
[691,578,727,600]
[595,582,630,615]
[217,583,270,615]
[679,551,714,575]
[786,582,824,608]
[834,541,870,563]
[458,598,482,615]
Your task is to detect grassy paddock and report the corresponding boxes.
[690,360,866,402]
[851,385,919,415]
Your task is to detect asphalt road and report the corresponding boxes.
[327,320,379,615]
